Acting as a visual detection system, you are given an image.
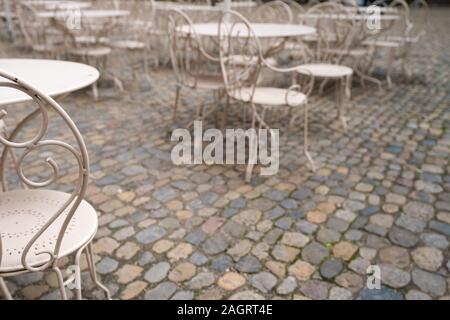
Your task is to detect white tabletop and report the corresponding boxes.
[155,2,221,12]
[37,9,130,19]
[354,6,399,14]
[218,1,256,8]
[299,13,400,21]
[22,1,92,10]
[0,11,17,18]
[0,59,99,106]
[180,23,316,38]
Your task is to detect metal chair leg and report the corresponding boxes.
[354,67,382,91]
[319,78,329,94]
[337,78,348,130]
[53,267,68,300]
[0,278,12,300]
[303,103,316,172]
[386,47,396,89]
[92,83,99,101]
[245,107,258,182]
[74,247,84,300]
[85,243,111,299]
[172,86,181,125]
[222,94,229,129]
[143,48,152,84]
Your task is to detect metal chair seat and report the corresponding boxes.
[229,55,277,67]
[31,44,63,53]
[362,39,403,48]
[185,74,224,90]
[74,36,109,45]
[70,46,112,57]
[0,189,98,273]
[108,40,146,50]
[297,63,353,78]
[231,87,307,106]
[322,47,368,57]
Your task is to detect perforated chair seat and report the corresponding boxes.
[297,63,353,78]
[0,189,98,273]
[231,87,307,106]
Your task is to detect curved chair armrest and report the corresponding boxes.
[285,71,315,106]
[296,68,315,97]
[285,84,303,107]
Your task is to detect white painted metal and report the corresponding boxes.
[37,9,130,19]
[0,59,99,106]
[298,12,400,21]
[22,1,92,10]
[2,0,15,40]
[0,189,98,273]
[0,68,110,300]
[178,22,316,38]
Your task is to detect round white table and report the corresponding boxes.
[37,9,130,19]
[298,13,400,21]
[22,1,92,10]
[354,6,399,14]
[179,23,316,38]
[0,59,99,106]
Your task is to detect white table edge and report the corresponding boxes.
[0,59,100,106]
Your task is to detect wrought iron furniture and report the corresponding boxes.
[294,2,355,130]
[41,7,125,99]
[106,0,155,83]
[16,2,67,58]
[219,10,316,182]
[168,8,225,128]
[251,0,294,24]
[362,0,414,87]
[0,68,110,300]
[0,59,99,106]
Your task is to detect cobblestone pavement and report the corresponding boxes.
[0,9,449,300]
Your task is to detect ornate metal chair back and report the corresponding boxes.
[304,2,359,64]
[218,10,263,103]
[168,8,219,89]
[0,69,90,272]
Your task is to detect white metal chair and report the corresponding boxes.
[0,69,110,300]
[294,2,354,130]
[251,0,294,24]
[168,8,225,128]
[16,2,66,58]
[219,10,316,182]
[362,0,414,87]
[106,0,156,83]
[0,0,18,41]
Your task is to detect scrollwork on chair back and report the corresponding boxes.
[389,0,413,39]
[303,2,359,65]
[252,0,294,24]
[17,2,48,52]
[408,0,429,41]
[218,10,264,104]
[168,8,220,90]
[0,69,90,272]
